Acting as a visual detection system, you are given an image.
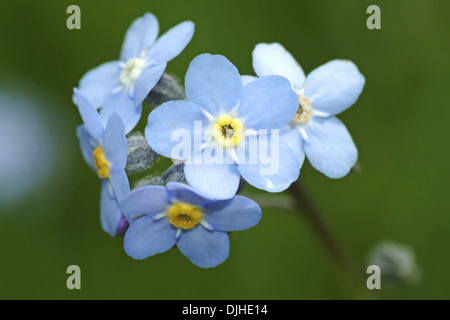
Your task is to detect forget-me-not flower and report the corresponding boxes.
[76,13,195,133]
[74,89,130,236]
[121,182,262,268]
[250,43,365,178]
[145,54,301,200]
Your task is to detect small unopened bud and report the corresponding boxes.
[132,164,186,190]
[237,177,247,194]
[115,214,130,237]
[161,163,186,184]
[367,242,420,286]
[145,73,185,107]
[134,176,166,189]
[126,133,158,174]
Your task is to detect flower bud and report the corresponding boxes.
[126,133,158,174]
[367,242,420,286]
[145,73,185,107]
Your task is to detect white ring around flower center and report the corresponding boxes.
[120,58,147,89]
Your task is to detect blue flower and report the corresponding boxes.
[145,54,301,200]
[251,43,365,178]
[121,182,261,268]
[74,89,130,236]
[76,13,195,134]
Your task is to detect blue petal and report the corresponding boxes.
[238,75,298,130]
[202,199,233,214]
[103,113,127,169]
[280,125,306,164]
[109,168,130,201]
[145,100,206,159]
[177,227,229,268]
[304,117,358,178]
[76,125,96,170]
[100,90,142,134]
[236,134,301,192]
[120,13,159,62]
[304,60,365,116]
[252,42,306,92]
[77,61,122,109]
[241,75,256,87]
[204,196,261,232]
[124,215,177,260]
[185,54,243,116]
[184,162,240,200]
[73,89,104,142]
[133,63,166,106]
[166,182,215,207]
[120,186,169,221]
[100,180,123,236]
[146,21,194,65]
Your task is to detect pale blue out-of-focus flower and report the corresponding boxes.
[0,89,59,207]
[146,54,301,200]
[121,182,261,268]
[74,89,130,236]
[76,13,195,133]
[368,241,421,286]
[250,43,365,178]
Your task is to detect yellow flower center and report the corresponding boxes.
[93,147,110,179]
[167,203,202,229]
[292,94,312,124]
[213,115,243,146]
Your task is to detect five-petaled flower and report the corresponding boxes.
[76,13,195,134]
[74,89,130,236]
[250,43,365,178]
[72,12,368,269]
[121,182,262,268]
[145,54,301,200]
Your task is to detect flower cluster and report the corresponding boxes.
[73,13,365,268]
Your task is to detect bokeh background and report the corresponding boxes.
[0,0,449,299]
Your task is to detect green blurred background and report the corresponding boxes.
[0,0,449,299]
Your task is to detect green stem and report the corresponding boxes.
[289,181,361,284]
